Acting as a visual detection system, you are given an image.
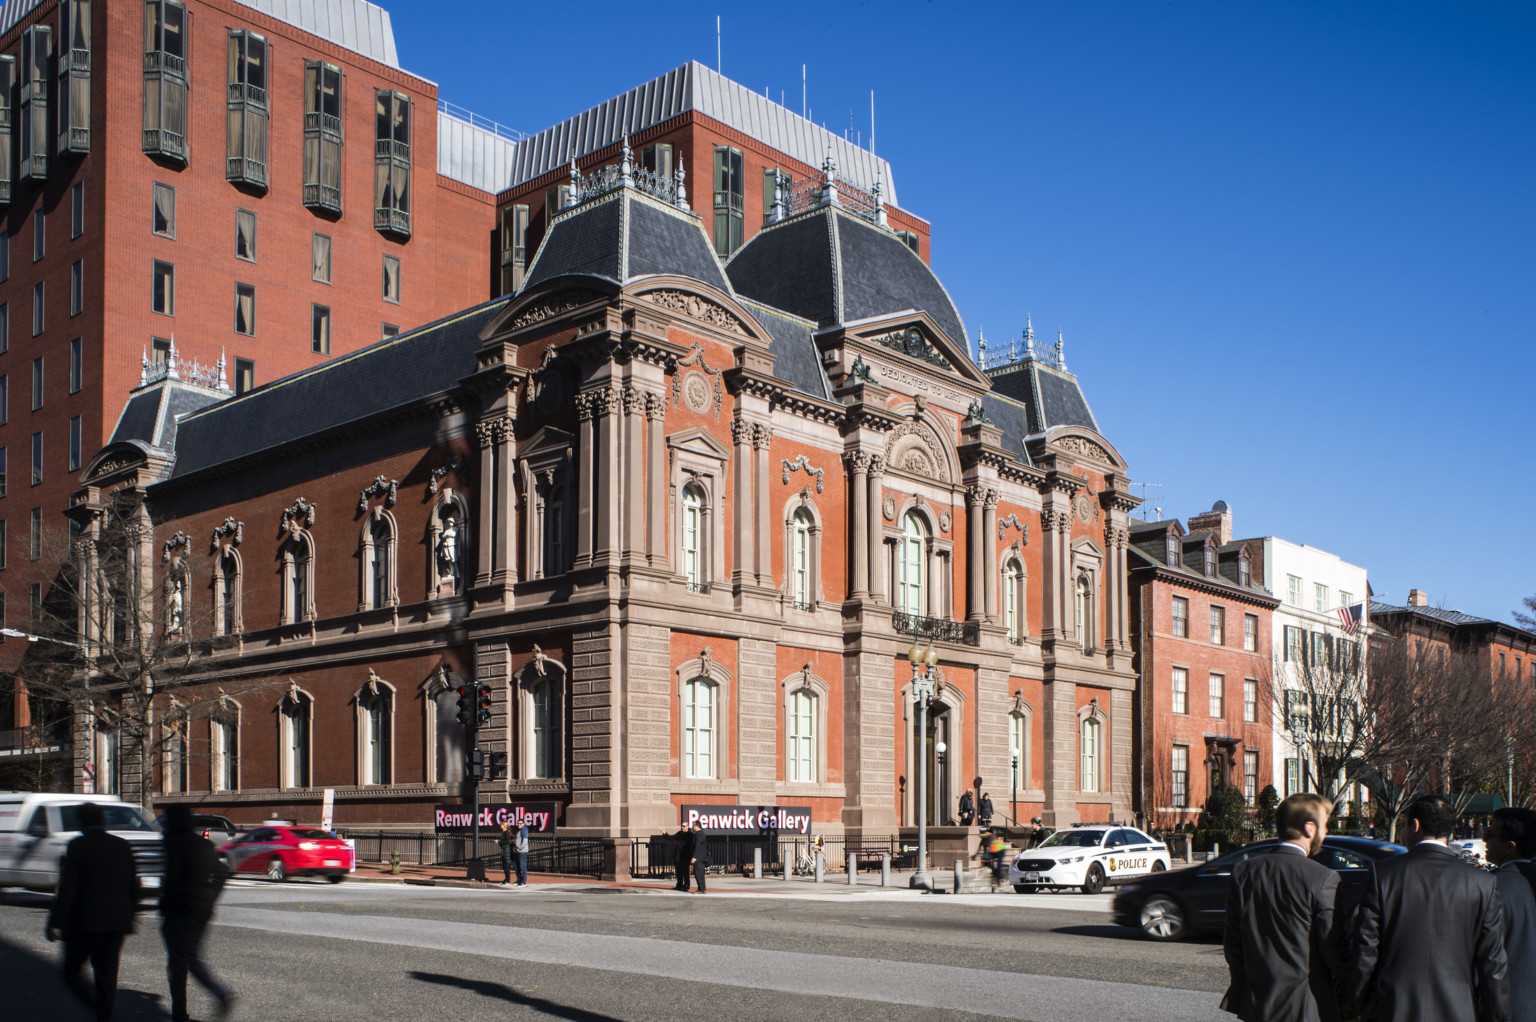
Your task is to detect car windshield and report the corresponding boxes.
[59,804,155,832]
[289,829,336,840]
[1040,829,1106,848]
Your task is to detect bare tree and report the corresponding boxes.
[1259,631,1378,810]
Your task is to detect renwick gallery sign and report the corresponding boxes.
[681,804,813,836]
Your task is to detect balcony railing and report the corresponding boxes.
[227,156,267,189]
[60,48,90,74]
[892,610,980,647]
[143,127,185,161]
[228,81,267,108]
[374,206,410,237]
[58,125,89,154]
[143,50,185,77]
[305,111,342,137]
[304,183,342,213]
[375,138,409,161]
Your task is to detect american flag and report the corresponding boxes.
[1336,603,1363,636]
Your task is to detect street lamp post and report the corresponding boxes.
[1010,746,1020,836]
[908,642,938,888]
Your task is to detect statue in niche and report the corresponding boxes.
[436,512,462,593]
[166,573,186,636]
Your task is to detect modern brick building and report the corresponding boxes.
[61,55,1146,857]
[1128,502,1278,831]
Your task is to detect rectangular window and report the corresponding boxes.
[19,26,50,182]
[1210,606,1225,645]
[0,231,9,281]
[1311,631,1327,667]
[382,254,400,303]
[543,183,571,228]
[1244,613,1258,652]
[1287,575,1302,606]
[1171,596,1188,638]
[58,0,90,154]
[1172,666,1188,715]
[1244,751,1259,804]
[0,519,5,569]
[226,30,268,188]
[152,337,171,364]
[0,57,13,203]
[153,183,176,237]
[499,204,529,294]
[641,142,673,180]
[712,146,744,256]
[303,62,343,213]
[374,90,411,236]
[312,305,330,354]
[1244,678,1258,723]
[311,234,331,283]
[68,415,79,471]
[71,182,83,237]
[235,209,256,261]
[28,507,40,559]
[70,260,82,316]
[381,323,398,340]
[0,447,6,496]
[28,582,39,624]
[152,261,174,315]
[0,375,7,422]
[32,282,43,335]
[1340,590,1352,608]
[32,209,44,261]
[1172,745,1188,808]
[143,0,188,163]
[30,356,42,410]
[1285,625,1304,662]
[1314,583,1328,613]
[1285,758,1299,797]
[234,283,255,335]
[1209,673,1225,718]
[0,303,7,352]
[31,432,42,484]
[234,358,254,395]
[69,337,81,393]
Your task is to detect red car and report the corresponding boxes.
[219,825,353,882]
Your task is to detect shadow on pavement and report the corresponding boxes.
[409,970,623,1021]
[0,932,168,1020]
[1053,923,1223,945]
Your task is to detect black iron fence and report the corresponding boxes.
[632,834,911,878]
[343,831,605,878]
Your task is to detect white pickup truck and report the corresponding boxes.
[0,792,164,893]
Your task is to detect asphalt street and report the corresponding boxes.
[0,879,1231,1021]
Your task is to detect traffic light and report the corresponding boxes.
[477,683,493,724]
[456,686,474,728]
[467,748,485,779]
[488,751,508,780]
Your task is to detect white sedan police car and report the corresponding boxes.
[1007,825,1171,894]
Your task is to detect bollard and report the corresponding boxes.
[815,850,824,883]
[1213,842,1220,858]
[847,852,856,885]
[953,860,964,893]
[390,849,401,875]
[753,846,762,880]
[784,848,791,881]
[881,853,890,887]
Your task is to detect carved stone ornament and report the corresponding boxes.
[884,420,949,483]
[508,290,603,331]
[698,647,712,677]
[161,532,191,562]
[902,448,935,478]
[882,495,897,521]
[429,456,471,495]
[670,342,724,421]
[782,456,825,493]
[682,372,711,413]
[847,356,877,384]
[211,517,243,551]
[531,644,549,677]
[1074,493,1095,525]
[645,290,745,335]
[280,498,317,534]
[998,514,1029,544]
[366,669,383,697]
[358,476,399,514]
[939,510,952,533]
[1055,435,1114,465]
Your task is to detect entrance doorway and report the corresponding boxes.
[914,703,953,826]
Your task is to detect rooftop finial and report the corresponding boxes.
[216,348,229,393]
[978,327,987,369]
[141,348,151,386]
[1024,317,1035,358]
[674,153,688,207]
[821,147,839,207]
[167,336,180,380]
[873,173,887,227]
[1009,332,1018,363]
[1055,329,1066,371]
[769,167,786,223]
[566,158,580,208]
[619,133,633,187]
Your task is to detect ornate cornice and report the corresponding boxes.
[644,290,748,335]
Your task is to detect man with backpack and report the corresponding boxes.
[976,827,1007,892]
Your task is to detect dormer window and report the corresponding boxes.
[1165,534,1180,567]
[1238,553,1251,587]
[1203,547,1215,577]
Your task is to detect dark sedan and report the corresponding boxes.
[1111,835,1407,940]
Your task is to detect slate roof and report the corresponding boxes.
[725,206,967,350]
[167,298,509,481]
[1368,602,1492,628]
[522,189,729,294]
[978,393,1035,469]
[737,300,831,402]
[108,381,229,455]
[985,360,1100,435]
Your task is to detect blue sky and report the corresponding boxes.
[392,1,1535,624]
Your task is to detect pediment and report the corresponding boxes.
[1043,428,1126,471]
[843,311,990,387]
[481,277,617,340]
[665,426,731,462]
[81,441,152,486]
[521,425,575,457]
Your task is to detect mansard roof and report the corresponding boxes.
[109,379,228,456]
[984,357,1100,436]
[166,297,509,481]
[725,205,967,351]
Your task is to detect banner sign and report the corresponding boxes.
[320,788,335,832]
[433,802,558,835]
[680,804,813,836]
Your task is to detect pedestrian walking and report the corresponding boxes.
[513,821,529,886]
[1221,793,1345,1022]
[159,805,235,1022]
[45,801,141,1022]
[975,827,1007,892]
[497,820,515,887]
[1348,795,1510,1022]
[1487,807,1536,1022]
[958,789,975,827]
[978,792,994,828]
[687,821,709,893]
[673,824,692,891]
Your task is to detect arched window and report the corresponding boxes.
[1080,715,1101,793]
[211,700,240,792]
[1003,558,1025,643]
[684,677,715,778]
[1202,546,1216,577]
[788,688,815,782]
[282,532,314,624]
[1165,534,1179,567]
[681,483,705,591]
[358,682,393,785]
[1238,552,1251,587]
[362,514,395,610]
[280,691,312,788]
[163,717,188,794]
[790,509,812,609]
[1075,573,1092,649]
[1009,710,1029,789]
[531,676,558,779]
[542,483,565,576]
[898,513,927,615]
[215,550,241,636]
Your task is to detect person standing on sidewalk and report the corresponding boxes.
[159,805,235,1022]
[688,821,709,893]
[978,793,995,829]
[496,820,515,887]
[513,821,529,887]
[958,789,975,827]
[673,824,692,891]
[46,801,140,1022]
[1486,807,1536,1022]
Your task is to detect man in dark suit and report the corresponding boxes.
[1349,795,1510,1022]
[1487,807,1536,1022]
[687,821,708,893]
[46,801,141,1021]
[160,805,234,1022]
[673,824,693,891]
[1222,792,1344,1022]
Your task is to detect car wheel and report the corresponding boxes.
[1013,884,1039,894]
[266,857,286,882]
[1082,863,1106,895]
[1139,894,1186,941]
[1151,860,1167,873]
[326,874,344,884]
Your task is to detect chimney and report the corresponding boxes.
[1408,589,1428,607]
[1186,500,1232,546]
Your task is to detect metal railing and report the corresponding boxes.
[632,834,913,878]
[892,610,981,647]
[348,832,605,878]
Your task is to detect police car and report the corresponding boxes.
[1007,824,1171,894]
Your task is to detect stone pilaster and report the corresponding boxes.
[645,394,665,566]
[731,416,753,588]
[568,625,616,831]
[737,638,779,803]
[1111,687,1134,821]
[474,639,512,799]
[975,666,1011,806]
[1042,677,1079,828]
[982,490,999,623]
[965,486,984,621]
[752,425,773,588]
[847,453,870,598]
[574,392,596,568]
[866,457,886,603]
[843,651,897,835]
[624,623,673,833]
[594,386,621,567]
[622,385,645,563]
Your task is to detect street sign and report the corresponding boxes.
[320,788,335,831]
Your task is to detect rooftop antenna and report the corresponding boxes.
[716,16,721,73]
[1130,482,1165,520]
[870,90,876,158]
[802,64,807,118]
